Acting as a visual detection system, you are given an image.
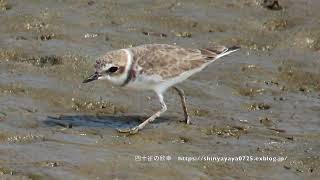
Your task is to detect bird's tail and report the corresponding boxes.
[200,45,240,60]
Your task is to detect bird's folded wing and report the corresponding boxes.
[130,44,213,79]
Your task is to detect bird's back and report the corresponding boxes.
[129,44,230,79]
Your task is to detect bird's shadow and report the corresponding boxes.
[44,114,171,129]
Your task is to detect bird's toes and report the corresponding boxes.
[179,117,191,124]
[117,128,131,133]
[117,127,140,134]
[186,117,192,125]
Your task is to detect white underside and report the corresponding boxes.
[155,60,211,93]
[126,63,208,94]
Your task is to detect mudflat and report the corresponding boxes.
[0,0,319,179]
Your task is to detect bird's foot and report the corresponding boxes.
[180,117,191,125]
[186,117,191,125]
[117,126,140,134]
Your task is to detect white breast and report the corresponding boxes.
[126,73,163,91]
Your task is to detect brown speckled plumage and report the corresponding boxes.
[129,44,226,79]
[95,49,127,72]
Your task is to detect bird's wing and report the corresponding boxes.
[129,44,225,79]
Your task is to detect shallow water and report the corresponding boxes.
[0,0,319,179]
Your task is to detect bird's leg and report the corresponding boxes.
[117,93,167,134]
[173,86,191,124]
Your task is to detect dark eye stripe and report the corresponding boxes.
[108,66,118,73]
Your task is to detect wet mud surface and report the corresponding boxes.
[0,0,319,179]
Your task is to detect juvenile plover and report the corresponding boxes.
[83,44,239,134]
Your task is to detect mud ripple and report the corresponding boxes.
[277,59,320,92]
[202,125,249,138]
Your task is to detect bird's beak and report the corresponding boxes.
[82,73,100,83]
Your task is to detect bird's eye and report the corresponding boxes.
[108,66,118,73]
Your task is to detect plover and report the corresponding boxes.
[83,44,239,134]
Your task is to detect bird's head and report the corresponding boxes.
[82,50,128,85]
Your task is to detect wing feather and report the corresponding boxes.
[130,44,222,79]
